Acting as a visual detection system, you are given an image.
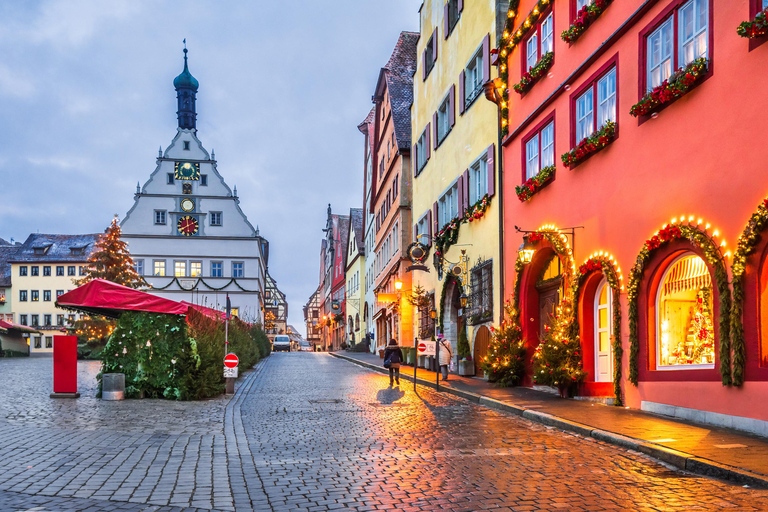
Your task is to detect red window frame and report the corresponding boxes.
[520,111,556,184]
[569,54,619,149]
[521,6,555,75]
[637,0,714,102]
[749,0,768,51]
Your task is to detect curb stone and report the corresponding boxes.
[330,352,768,489]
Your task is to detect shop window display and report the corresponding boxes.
[657,254,715,368]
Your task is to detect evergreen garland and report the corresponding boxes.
[627,221,731,386]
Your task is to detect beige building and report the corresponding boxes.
[10,234,99,354]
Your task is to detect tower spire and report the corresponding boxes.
[174,40,199,131]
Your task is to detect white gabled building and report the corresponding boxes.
[122,48,267,321]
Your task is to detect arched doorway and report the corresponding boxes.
[473,325,491,375]
[535,254,565,339]
[594,278,613,382]
[442,277,462,363]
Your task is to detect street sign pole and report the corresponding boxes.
[436,340,440,392]
[414,346,418,392]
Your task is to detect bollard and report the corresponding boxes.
[102,373,125,400]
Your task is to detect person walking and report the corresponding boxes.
[383,338,403,386]
[438,334,452,381]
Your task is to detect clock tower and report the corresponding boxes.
[121,47,269,322]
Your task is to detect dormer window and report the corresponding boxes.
[183,141,190,150]
[70,247,85,256]
[33,245,51,256]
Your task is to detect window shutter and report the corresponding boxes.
[444,3,449,38]
[428,208,434,244]
[463,168,470,207]
[422,51,427,81]
[413,143,418,176]
[449,85,456,127]
[487,144,496,197]
[482,34,491,84]
[459,71,466,114]
[458,0,463,13]
[433,28,438,61]
[426,123,431,160]
[432,202,439,234]
[414,223,418,243]
[457,174,465,214]
[432,112,438,149]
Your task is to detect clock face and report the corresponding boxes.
[177,216,199,236]
[180,198,195,212]
[174,162,200,181]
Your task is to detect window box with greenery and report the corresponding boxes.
[738,8,768,38]
[630,58,708,117]
[562,121,616,167]
[516,165,555,202]
[513,52,554,95]
[562,0,613,44]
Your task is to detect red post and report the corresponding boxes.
[50,335,80,398]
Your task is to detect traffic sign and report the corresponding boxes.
[223,366,239,378]
[224,353,239,368]
[417,340,435,356]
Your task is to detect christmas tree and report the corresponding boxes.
[76,216,146,289]
[532,298,586,396]
[480,301,526,386]
[689,287,715,364]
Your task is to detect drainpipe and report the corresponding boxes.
[497,100,505,324]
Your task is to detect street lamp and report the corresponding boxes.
[459,293,468,308]
[518,236,535,264]
[429,307,437,320]
[394,280,403,291]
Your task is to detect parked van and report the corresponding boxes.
[273,335,291,352]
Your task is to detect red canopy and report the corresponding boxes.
[182,301,226,320]
[0,320,40,334]
[56,279,189,318]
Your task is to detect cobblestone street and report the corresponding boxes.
[1,354,768,511]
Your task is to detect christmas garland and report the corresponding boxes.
[737,9,768,38]
[433,195,493,263]
[561,0,612,44]
[438,274,464,332]
[150,276,259,293]
[515,165,555,202]
[513,51,554,95]
[629,58,708,117]
[729,199,768,386]
[561,121,616,167]
[578,254,623,405]
[626,221,731,386]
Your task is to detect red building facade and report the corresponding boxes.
[499,0,768,432]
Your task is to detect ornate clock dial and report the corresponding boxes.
[177,215,199,236]
[180,198,195,212]
[174,162,201,181]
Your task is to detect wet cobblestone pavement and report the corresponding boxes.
[1,354,768,510]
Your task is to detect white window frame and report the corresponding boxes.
[154,210,167,225]
[134,259,144,276]
[438,181,459,228]
[541,13,554,55]
[525,121,554,180]
[210,212,222,226]
[465,46,484,106]
[174,261,187,277]
[470,154,488,204]
[153,260,166,277]
[647,18,674,91]
[526,33,538,70]
[436,94,451,143]
[576,89,594,144]
[679,0,708,67]
[594,279,613,383]
[232,262,244,278]
[597,68,617,127]
[577,0,593,10]
[190,261,202,277]
[211,261,223,278]
[417,128,428,172]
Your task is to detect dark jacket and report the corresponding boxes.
[384,345,403,364]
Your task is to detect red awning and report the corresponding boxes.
[56,279,189,318]
[0,320,40,334]
[181,301,226,320]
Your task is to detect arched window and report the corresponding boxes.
[594,279,612,382]
[355,313,360,331]
[656,253,715,369]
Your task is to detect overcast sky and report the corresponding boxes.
[0,1,419,334]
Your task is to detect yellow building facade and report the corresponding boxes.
[410,0,505,374]
[344,209,367,345]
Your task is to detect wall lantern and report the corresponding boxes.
[429,307,437,320]
[394,280,403,291]
[459,293,468,308]
[518,236,535,264]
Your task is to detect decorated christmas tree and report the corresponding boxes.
[481,301,526,386]
[689,287,715,364]
[532,298,586,396]
[75,216,146,289]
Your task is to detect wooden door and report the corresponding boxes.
[537,281,561,339]
[473,326,491,375]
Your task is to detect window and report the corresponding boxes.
[43,290,51,302]
[393,176,399,199]
[19,266,27,276]
[425,34,436,77]
[154,260,166,276]
[418,293,436,339]
[201,174,208,186]
[211,261,223,277]
[575,67,616,144]
[79,266,86,276]
[167,173,174,185]
[68,314,75,323]
[19,314,27,326]
[525,120,555,180]
[31,290,39,302]
[34,336,41,349]
[438,182,460,228]
[645,0,708,92]
[594,279,613,382]
[19,290,27,302]
[436,93,453,143]
[31,266,39,276]
[155,210,167,225]
[231,307,239,318]
[656,253,715,369]
[70,247,84,256]
[416,213,431,245]
[190,261,202,277]
[525,12,554,70]
[57,314,64,326]
[134,259,144,276]
[56,290,64,297]
[56,265,64,276]
[31,314,39,327]
[45,336,53,349]
[416,128,429,173]
[43,266,51,276]
[210,212,222,226]
[183,141,190,150]
[68,265,76,276]
[470,155,489,204]
[577,0,593,10]
[446,0,461,34]
[233,262,244,278]
[469,261,493,323]
[465,47,484,107]
[175,261,186,277]
[44,314,51,326]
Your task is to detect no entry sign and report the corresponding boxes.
[224,353,239,368]
[417,340,436,356]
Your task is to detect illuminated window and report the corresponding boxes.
[656,253,715,369]
[190,262,202,277]
[231,307,239,318]
[154,260,166,276]
[594,279,612,382]
[175,261,187,277]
